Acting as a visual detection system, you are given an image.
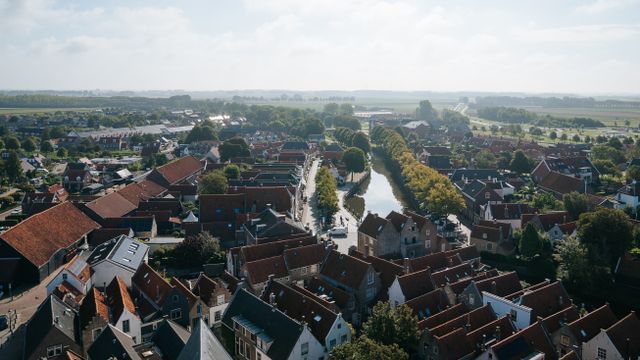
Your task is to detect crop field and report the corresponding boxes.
[0,107,95,115]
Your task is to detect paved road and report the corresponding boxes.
[332,187,359,253]
[301,158,321,234]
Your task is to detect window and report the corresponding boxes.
[426,240,431,248]
[92,328,102,340]
[366,287,375,300]
[426,229,431,236]
[337,323,342,329]
[468,294,475,306]
[257,353,262,360]
[329,339,336,349]
[485,192,491,199]
[367,271,374,285]
[341,334,347,343]
[301,267,308,275]
[301,342,309,355]
[510,309,517,321]
[482,233,487,239]
[486,243,493,251]
[173,295,179,303]
[123,319,130,333]
[47,344,63,358]
[62,273,68,281]
[433,345,439,355]
[251,333,257,343]
[217,294,225,305]
[597,348,607,359]
[215,311,222,322]
[560,335,570,346]
[197,303,202,315]
[170,308,182,320]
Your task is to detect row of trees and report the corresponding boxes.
[476,106,605,128]
[333,127,371,153]
[371,126,465,217]
[315,167,339,221]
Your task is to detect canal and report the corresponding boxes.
[344,154,411,221]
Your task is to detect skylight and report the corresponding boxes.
[314,315,322,322]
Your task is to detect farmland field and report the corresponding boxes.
[520,106,640,126]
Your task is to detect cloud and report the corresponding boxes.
[515,24,640,42]
[576,0,639,14]
[0,0,103,34]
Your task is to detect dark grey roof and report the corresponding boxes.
[87,324,139,360]
[152,319,191,360]
[25,295,79,358]
[427,155,452,169]
[455,179,488,198]
[177,319,232,360]
[358,212,389,238]
[450,169,504,182]
[87,235,149,271]
[281,141,309,150]
[222,289,303,360]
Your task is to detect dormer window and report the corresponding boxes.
[483,233,487,239]
[485,192,491,199]
[367,271,374,285]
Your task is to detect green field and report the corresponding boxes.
[520,106,640,127]
[242,98,456,114]
[0,107,96,115]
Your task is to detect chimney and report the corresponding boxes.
[495,326,501,341]
[269,292,276,306]
[491,281,497,294]
[403,258,410,273]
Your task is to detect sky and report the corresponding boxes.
[1,0,639,94]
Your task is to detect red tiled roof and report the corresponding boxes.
[397,268,435,301]
[283,243,327,270]
[0,202,100,267]
[475,271,523,297]
[352,252,405,290]
[85,192,137,219]
[132,263,173,306]
[431,263,474,288]
[245,255,288,285]
[80,287,109,329]
[418,303,469,330]
[429,304,496,337]
[541,305,579,334]
[155,156,203,185]
[605,312,640,359]
[491,320,557,360]
[404,288,449,320]
[321,250,371,290]
[307,276,352,310]
[566,303,618,344]
[116,181,166,207]
[538,171,583,195]
[239,235,317,263]
[519,281,571,319]
[106,276,137,321]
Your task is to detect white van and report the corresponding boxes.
[328,226,348,236]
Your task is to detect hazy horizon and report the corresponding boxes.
[2,0,639,93]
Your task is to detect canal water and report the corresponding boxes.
[344,155,411,220]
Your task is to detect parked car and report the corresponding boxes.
[328,226,348,237]
[0,315,7,331]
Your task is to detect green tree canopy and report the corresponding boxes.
[351,132,371,153]
[577,208,633,268]
[199,170,229,194]
[510,150,533,173]
[4,150,22,181]
[531,192,563,211]
[56,147,68,158]
[562,192,589,220]
[555,236,612,294]
[4,136,20,150]
[330,336,408,360]
[219,137,250,162]
[185,123,218,143]
[362,302,419,354]
[592,159,620,176]
[416,100,438,122]
[519,223,543,258]
[549,131,557,140]
[343,147,366,180]
[475,149,496,168]
[171,232,225,267]
[22,138,37,152]
[426,182,465,218]
[223,164,240,179]
[40,141,54,153]
[626,164,640,182]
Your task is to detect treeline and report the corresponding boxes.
[477,106,605,128]
[315,167,339,220]
[0,94,198,110]
[476,96,640,109]
[371,126,465,217]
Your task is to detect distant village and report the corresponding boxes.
[0,101,638,360]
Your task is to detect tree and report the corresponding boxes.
[592,159,620,176]
[323,103,340,115]
[497,152,512,169]
[339,103,354,116]
[351,132,371,153]
[577,208,633,268]
[56,147,68,158]
[362,302,419,353]
[199,170,228,194]
[562,192,589,219]
[0,139,4,149]
[572,134,581,142]
[519,223,543,258]
[4,136,20,150]
[531,192,563,211]
[549,131,557,140]
[591,145,625,164]
[171,232,224,267]
[219,137,250,161]
[185,124,218,143]
[40,141,54,153]
[4,151,22,181]
[607,137,623,150]
[555,236,611,294]
[560,133,568,141]
[330,336,408,360]
[416,100,438,122]
[475,149,496,168]
[425,182,465,217]
[22,138,37,152]
[626,165,640,182]
[223,164,240,179]
[343,147,366,181]
[509,150,532,174]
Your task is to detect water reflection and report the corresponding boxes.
[344,155,410,221]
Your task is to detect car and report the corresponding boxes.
[328,226,348,236]
[10,209,21,215]
[0,315,7,331]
